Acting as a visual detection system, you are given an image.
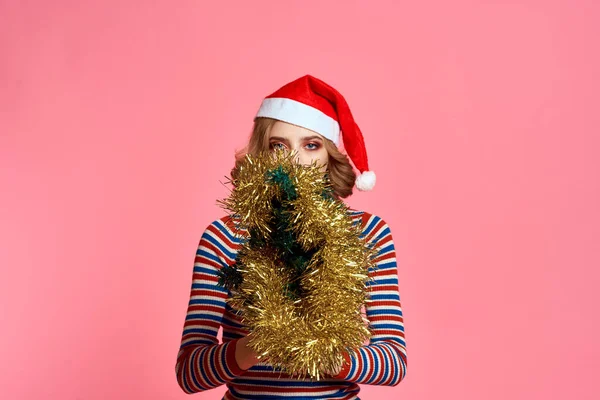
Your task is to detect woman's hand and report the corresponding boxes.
[321,362,342,377]
[235,335,345,377]
[234,334,260,370]
[322,352,351,378]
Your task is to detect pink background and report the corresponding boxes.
[1,0,599,399]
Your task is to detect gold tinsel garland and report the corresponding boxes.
[217,150,378,380]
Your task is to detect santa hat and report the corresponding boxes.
[255,74,376,191]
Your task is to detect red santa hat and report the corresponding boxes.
[255,74,376,191]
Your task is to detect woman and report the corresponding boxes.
[175,75,407,399]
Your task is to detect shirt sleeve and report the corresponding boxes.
[331,216,408,386]
[175,221,247,394]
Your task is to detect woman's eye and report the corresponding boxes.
[306,143,320,150]
[271,142,286,150]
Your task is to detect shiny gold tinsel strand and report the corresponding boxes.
[217,150,378,380]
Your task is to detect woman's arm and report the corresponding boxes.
[331,215,408,386]
[175,220,255,394]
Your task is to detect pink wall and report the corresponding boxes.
[1,0,599,399]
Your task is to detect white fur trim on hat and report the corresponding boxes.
[256,97,340,146]
[355,170,376,191]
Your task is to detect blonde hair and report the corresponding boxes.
[231,117,357,198]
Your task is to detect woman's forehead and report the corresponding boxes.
[269,121,323,140]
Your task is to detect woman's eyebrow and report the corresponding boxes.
[302,135,323,142]
[269,135,323,142]
[269,136,289,143]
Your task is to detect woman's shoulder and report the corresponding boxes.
[346,208,392,230]
[347,209,396,252]
[203,211,392,237]
[200,214,248,241]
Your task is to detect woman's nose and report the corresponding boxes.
[293,152,312,166]
[282,148,310,166]
[286,149,303,164]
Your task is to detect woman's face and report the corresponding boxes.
[268,120,329,173]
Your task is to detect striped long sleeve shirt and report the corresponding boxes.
[175,210,407,399]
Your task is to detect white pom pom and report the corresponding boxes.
[355,170,376,191]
